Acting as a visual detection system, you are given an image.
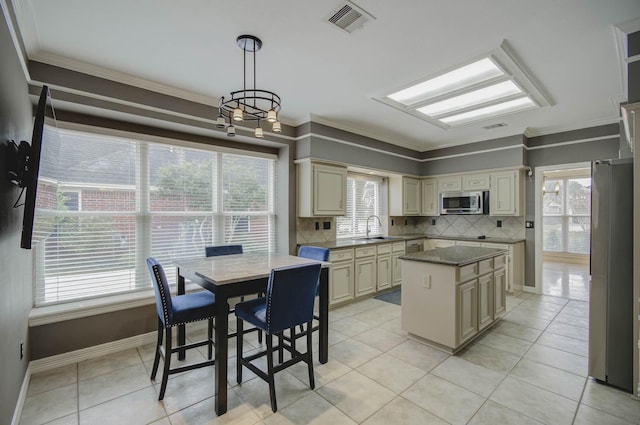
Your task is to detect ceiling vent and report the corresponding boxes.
[483,123,508,130]
[327,1,375,33]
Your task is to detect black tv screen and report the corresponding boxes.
[21,85,54,249]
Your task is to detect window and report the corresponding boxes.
[542,172,590,255]
[33,128,277,306]
[336,174,387,239]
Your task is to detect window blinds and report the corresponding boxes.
[33,128,277,306]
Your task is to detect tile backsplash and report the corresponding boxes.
[297,214,525,245]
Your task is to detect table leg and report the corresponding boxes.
[318,267,329,364]
[177,269,186,361]
[214,297,230,416]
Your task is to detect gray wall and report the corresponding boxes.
[523,125,620,287]
[0,7,34,423]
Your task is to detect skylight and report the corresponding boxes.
[375,42,550,129]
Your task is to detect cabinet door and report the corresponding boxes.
[330,261,354,306]
[439,175,462,192]
[478,274,494,330]
[403,178,421,215]
[457,280,478,345]
[462,173,490,191]
[313,164,347,215]
[421,178,439,215]
[392,253,403,286]
[482,242,511,293]
[493,268,507,317]
[377,254,392,290]
[355,257,376,296]
[490,171,517,216]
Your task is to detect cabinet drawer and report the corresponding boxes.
[457,263,478,282]
[478,258,493,275]
[494,255,506,269]
[355,246,376,258]
[377,244,392,255]
[392,241,406,252]
[330,248,354,262]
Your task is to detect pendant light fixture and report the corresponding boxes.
[217,35,282,137]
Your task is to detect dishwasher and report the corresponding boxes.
[405,239,423,254]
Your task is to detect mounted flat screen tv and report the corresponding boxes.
[20,85,55,249]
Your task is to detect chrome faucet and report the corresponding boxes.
[366,215,382,239]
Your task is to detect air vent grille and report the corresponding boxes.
[327,1,375,33]
[483,123,508,130]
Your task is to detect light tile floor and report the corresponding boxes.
[542,261,590,302]
[20,291,640,425]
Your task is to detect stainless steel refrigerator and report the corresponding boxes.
[589,157,634,392]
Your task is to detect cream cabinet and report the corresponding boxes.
[329,248,354,306]
[493,267,507,317]
[391,241,405,286]
[354,246,377,297]
[390,176,421,216]
[481,241,524,295]
[401,252,507,353]
[376,244,392,291]
[462,173,491,191]
[421,178,439,216]
[489,170,523,216]
[297,161,347,217]
[477,273,494,331]
[438,175,462,192]
[457,280,478,345]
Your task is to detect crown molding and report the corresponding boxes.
[523,116,620,138]
[29,51,215,106]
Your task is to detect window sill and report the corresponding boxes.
[28,282,204,327]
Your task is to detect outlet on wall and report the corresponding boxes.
[497,220,502,228]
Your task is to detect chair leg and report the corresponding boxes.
[158,326,172,400]
[278,332,284,364]
[290,327,297,355]
[306,321,315,390]
[207,318,214,360]
[266,334,277,412]
[236,317,243,384]
[150,318,163,380]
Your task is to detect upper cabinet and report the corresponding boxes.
[421,178,439,216]
[489,170,523,216]
[297,161,347,216]
[462,173,490,191]
[438,175,462,192]
[390,176,421,216]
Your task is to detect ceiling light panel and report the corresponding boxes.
[387,58,504,105]
[416,80,523,117]
[440,96,536,126]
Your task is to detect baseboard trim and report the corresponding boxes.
[11,363,31,425]
[29,331,157,374]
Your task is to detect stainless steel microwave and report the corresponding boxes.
[440,191,489,215]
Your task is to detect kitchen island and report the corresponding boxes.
[399,246,507,353]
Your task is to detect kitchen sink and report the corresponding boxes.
[358,236,402,241]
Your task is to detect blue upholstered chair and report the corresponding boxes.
[204,244,262,343]
[283,246,329,357]
[146,257,216,400]
[235,263,322,412]
[205,244,243,257]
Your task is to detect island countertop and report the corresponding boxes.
[399,245,507,266]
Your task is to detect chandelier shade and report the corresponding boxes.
[218,35,282,137]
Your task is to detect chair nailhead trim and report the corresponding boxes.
[153,265,171,325]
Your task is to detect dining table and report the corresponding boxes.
[175,252,330,416]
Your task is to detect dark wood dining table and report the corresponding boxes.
[175,252,330,416]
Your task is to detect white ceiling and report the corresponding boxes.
[11,0,640,151]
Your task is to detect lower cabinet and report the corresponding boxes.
[392,241,405,286]
[329,248,354,306]
[456,280,478,345]
[376,244,392,291]
[355,246,377,297]
[402,254,507,353]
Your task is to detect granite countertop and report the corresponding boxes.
[399,245,507,266]
[302,234,523,250]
